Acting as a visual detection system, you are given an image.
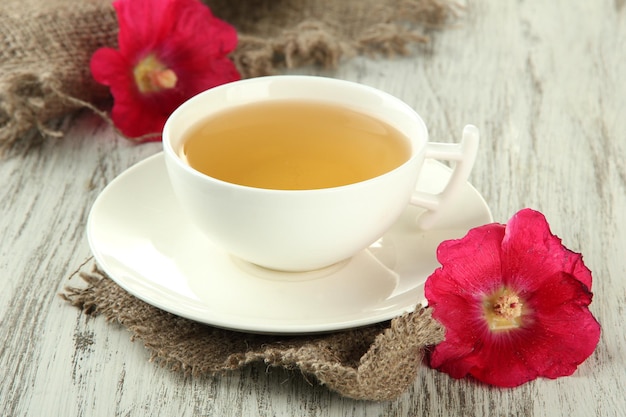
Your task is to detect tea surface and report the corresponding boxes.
[180,100,411,190]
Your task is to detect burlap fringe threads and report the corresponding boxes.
[0,0,458,153]
[62,265,445,401]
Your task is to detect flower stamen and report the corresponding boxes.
[133,54,178,93]
[483,288,524,332]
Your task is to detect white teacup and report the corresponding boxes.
[163,75,479,272]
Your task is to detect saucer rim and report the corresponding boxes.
[87,152,492,334]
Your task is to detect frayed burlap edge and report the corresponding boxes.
[61,264,444,401]
[0,0,460,154]
[0,71,111,151]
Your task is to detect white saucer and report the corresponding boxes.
[87,153,492,334]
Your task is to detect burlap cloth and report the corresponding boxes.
[62,264,444,401]
[0,0,458,151]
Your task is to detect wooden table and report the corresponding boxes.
[2,0,625,415]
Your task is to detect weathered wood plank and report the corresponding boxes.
[1,0,625,415]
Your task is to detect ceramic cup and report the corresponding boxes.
[163,75,479,272]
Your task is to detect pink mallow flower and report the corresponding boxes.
[90,0,240,140]
[424,208,601,387]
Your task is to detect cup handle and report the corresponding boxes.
[410,124,480,229]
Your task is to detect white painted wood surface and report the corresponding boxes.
[1,0,625,415]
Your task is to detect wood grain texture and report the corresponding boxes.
[1,0,625,415]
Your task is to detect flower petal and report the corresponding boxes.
[429,328,478,378]
[156,0,240,95]
[520,272,601,379]
[110,94,168,139]
[427,222,506,299]
[502,208,592,292]
[90,48,130,87]
[113,0,174,57]
[426,223,509,380]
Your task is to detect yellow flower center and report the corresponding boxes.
[133,54,178,93]
[483,288,524,332]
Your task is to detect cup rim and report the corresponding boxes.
[162,75,428,194]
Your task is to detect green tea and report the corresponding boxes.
[180,100,411,190]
